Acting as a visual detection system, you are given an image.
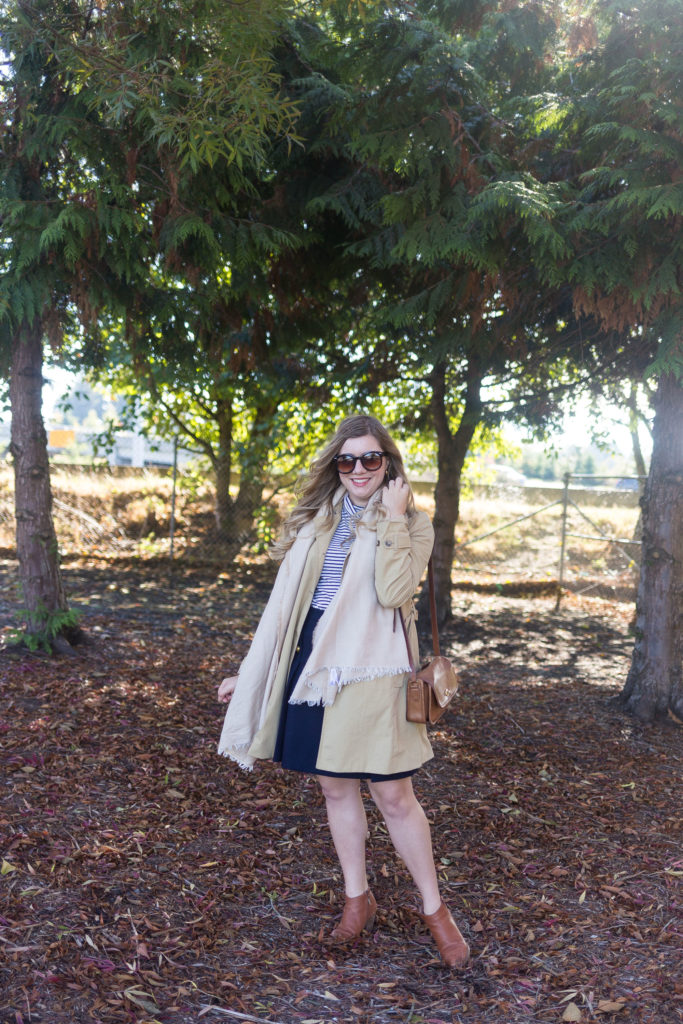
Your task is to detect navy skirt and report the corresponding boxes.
[273,605,415,782]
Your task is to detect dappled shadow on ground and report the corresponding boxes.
[1,561,681,1024]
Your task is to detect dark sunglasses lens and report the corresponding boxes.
[335,456,356,474]
[360,454,383,471]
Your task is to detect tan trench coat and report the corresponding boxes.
[247,504,435,775]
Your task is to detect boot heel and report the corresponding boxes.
[364,910,377,933]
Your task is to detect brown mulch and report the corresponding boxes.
[0,557,681,1024]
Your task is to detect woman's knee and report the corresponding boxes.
[368,778,417,820]
[317,775,361,803]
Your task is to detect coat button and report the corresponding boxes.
[385,540,393,546]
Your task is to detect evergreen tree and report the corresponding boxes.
[0,0,300,648]
[86,15,373,551]
[544,1,682,721]
[313,0,614,615]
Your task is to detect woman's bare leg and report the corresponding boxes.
[317,776,369,897]
[368,777,441,914]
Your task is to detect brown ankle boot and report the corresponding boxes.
[420,902,470,967]
[330,889,377,942]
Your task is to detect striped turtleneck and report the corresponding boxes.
[310,494,365,610]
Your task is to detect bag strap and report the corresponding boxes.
[400,557,441,669]
[399,611,416,675]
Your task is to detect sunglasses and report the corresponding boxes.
[333,451,387,474]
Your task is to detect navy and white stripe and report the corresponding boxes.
[310,494,364,610]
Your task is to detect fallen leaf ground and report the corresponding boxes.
[1,556,681,1024]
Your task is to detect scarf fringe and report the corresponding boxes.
[218,744,256,771]
[289,664,411,707]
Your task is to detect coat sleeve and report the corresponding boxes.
[373,509,434,608]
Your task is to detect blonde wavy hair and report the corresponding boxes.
[271,414,416,561]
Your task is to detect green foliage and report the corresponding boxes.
[0,0,311,364]
[57,0,301,171]
[3,0,679,571]
[250,501,283,555]
[536,0,683,376]
[302,0,617,470]
[8,603,80,653]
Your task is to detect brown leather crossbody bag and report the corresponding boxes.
[401,558,459,725]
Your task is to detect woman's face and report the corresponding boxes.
[336,433,387,506]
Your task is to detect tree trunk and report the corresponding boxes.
[9,320,74,649]
[213,395,277,550]
[617,370,683,722]
[429,357,484,624]
[230,468,268,544]
[213,394,234,532]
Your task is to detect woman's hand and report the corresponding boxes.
[217,676,238,703]
[382,476,410,518]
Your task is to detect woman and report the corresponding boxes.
[217,414,469,968]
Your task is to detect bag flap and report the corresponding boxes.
[417,656,459,708]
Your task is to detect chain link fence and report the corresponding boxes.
[0,464,642,602]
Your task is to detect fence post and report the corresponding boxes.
[555,472,571,611]
[169,436,178,561]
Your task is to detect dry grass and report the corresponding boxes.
[0,465,214,557]
[0,466,640,598]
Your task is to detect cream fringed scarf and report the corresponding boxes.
[217,491,411,768]
[288,508,412,706]
[217,518,316,769]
